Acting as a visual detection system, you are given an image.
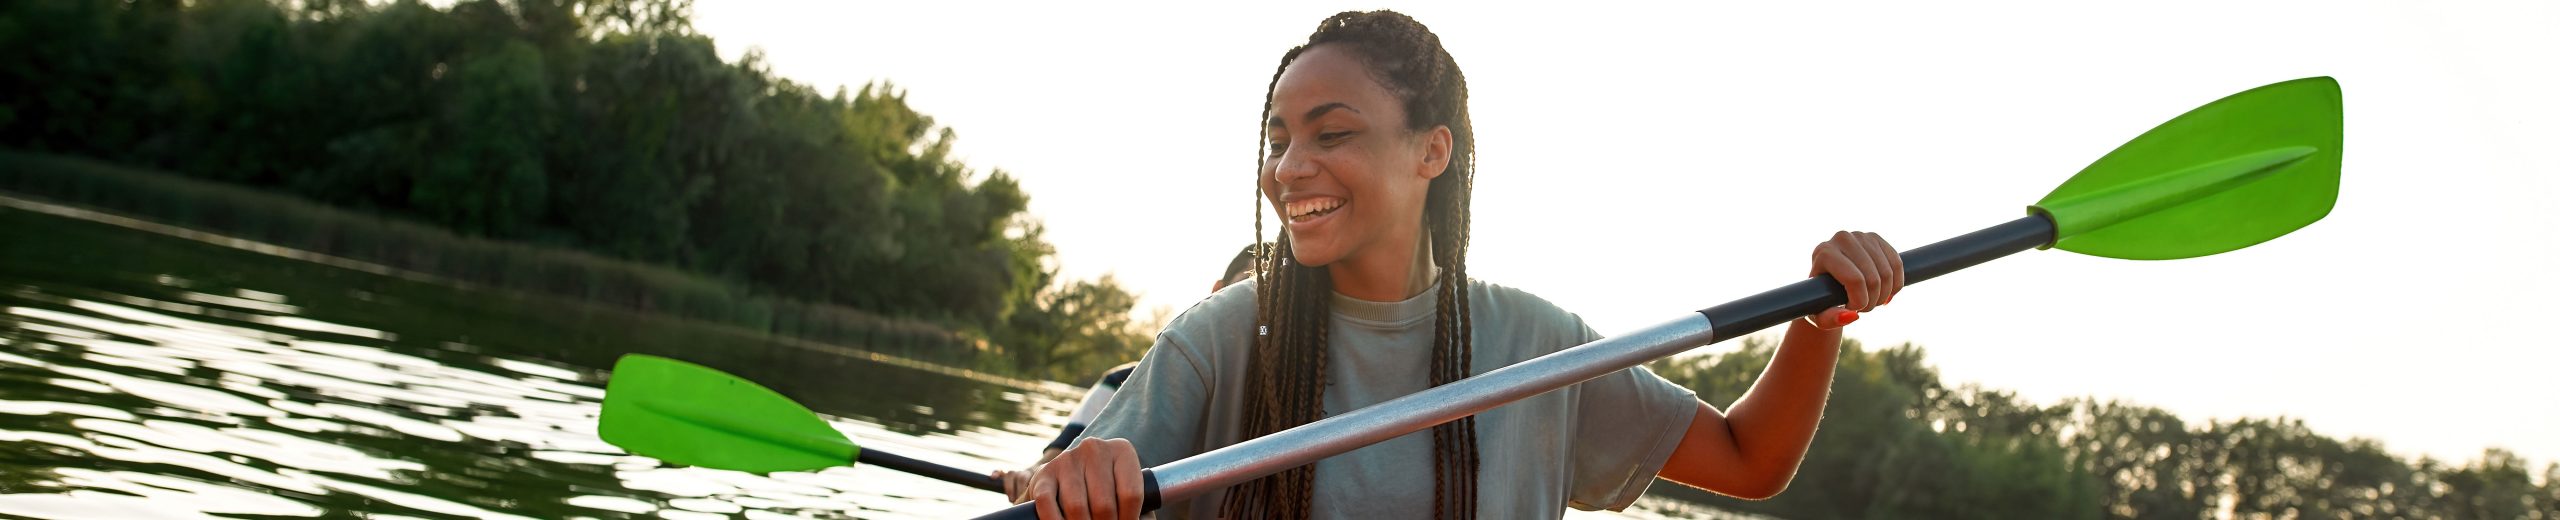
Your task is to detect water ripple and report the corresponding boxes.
[0,273,1068,519]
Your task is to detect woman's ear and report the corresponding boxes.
[1416,125,1452,180]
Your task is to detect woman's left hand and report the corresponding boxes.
[1805,231,1903,329]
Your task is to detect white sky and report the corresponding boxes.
[692,1,2560,468]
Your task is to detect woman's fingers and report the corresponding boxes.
[1030,466,1062,520]
[1025,438,1142,520]
[1079,438,1134,520]
[1814,240,1869,311]
[1110,440,1143,519]
[1084,460,1119,520]
[1051,440,1094,520]
[1053,455,1087,520]
[1851,232,1895,310]
[1873,233,1903,304]
[1844,240,1879,312]
[1810,231,1905,321]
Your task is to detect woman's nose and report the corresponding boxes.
[1271,149,1317,183]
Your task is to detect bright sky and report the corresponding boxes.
[693,1,2560,468]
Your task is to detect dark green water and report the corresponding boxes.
[0,207,1722,519]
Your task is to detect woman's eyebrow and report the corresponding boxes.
[1267,102,1361,129]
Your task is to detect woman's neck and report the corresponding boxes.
[1327,231,1435,302]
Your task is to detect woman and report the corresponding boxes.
[1023,11,1904,519]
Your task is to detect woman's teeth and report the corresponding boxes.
[1288,198,1343,221]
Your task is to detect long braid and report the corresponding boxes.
[1229,10,1479,519]
[1228,38,1318,518]
[1435,50,1480,517]
[1424,51,1479,517]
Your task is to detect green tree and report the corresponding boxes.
[296,1,465,211]
[2435,448,2545,519]
[991,269,1155,382]
[412,40,553,236]
[2058,400,2223,518]
[547,31,737,259]
[0,0,1090,353]
[0,0,177,158]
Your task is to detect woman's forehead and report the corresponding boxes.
[1267,45,1401,127]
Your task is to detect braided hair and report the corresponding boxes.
[1229,10,1479,519]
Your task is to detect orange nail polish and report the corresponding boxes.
[1836,309,1860,325]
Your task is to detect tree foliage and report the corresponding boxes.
[1647,340,2559,519]
[0,0,1142,373]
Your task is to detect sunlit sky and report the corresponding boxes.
[692,1,2559,468]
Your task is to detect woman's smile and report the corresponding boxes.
[1284,196,1345,222]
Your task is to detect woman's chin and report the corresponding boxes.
[1284,245,1343,269]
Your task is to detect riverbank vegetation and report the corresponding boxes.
[0,151,998,368]
[1647,339,2560,519]
[0,0,1151,381]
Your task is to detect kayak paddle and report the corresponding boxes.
[974,76,2343,518]
[597,354,1007,494]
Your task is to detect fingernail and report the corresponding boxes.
[1836,309,1859,325]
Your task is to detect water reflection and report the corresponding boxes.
[0,273,1072,519]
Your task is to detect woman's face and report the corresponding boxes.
[1261,44,1449,270]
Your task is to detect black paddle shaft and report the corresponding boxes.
[1701,214,2056,341]
[976,214,2057,519]
[858,447,1007,494]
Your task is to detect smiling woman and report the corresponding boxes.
[1007,11,1906,520]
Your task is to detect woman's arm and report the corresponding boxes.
[1657,231,1900,499]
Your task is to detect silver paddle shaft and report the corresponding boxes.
[1148,313,1716,502]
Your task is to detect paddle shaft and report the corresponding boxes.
[1700,215,2056,337]
[859,447,1008,494]
[974,215,2057,518]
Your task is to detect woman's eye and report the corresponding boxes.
[1319,131,1355,143]
[1266,141,1289,158]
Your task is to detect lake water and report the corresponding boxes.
[0,206,1734,519]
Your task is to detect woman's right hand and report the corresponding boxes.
[1019,437,1145,520]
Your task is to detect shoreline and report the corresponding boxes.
[0,184,1075,396]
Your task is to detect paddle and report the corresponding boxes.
[597,354,1007,494]
[975,76,2344,518]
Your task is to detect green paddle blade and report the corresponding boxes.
[2031,76,2343,260]
[599,354,858,473]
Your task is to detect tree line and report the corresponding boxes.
[1647,339,2558,519]
[0,0,1150,380]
